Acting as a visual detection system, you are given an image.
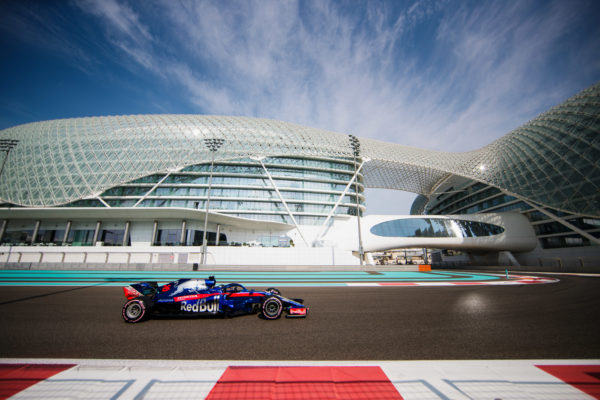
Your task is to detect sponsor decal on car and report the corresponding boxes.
[289,307,307,315]
[123,286,143,300]
[228,292,265,297]
[174,293,219,302]
[180,296,220,313]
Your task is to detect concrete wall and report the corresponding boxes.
[513,246,600,273]
[0,245,360,268]
[432,246,600,273]
[2,244,597,272]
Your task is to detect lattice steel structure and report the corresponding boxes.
[0,82,599,217]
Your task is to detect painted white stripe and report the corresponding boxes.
[346,275,558,287]
[2,359,598,400]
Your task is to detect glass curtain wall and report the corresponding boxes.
[93,156,364,225]
[371,218,504,238]
[424,179,600,249]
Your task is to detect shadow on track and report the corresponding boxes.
[0,284,104,306]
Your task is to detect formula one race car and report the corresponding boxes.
[121,276,308,323]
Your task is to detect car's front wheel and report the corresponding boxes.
[122,299,147,323]
[261,296,282,320]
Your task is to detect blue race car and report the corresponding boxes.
[121,276,308,323]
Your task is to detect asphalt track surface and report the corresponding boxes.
[0,274,599,361]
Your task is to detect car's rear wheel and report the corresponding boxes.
[122,299,146,323]
[261,296,282,320]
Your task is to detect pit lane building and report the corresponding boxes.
[0,83,598,270]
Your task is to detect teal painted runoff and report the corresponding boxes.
[0,269,502,286]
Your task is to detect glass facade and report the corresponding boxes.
[1,82,598,218]
[153,229,227,246]
[69,230,95,246]
[421,177,600,250]
[1,229,33,245]
[34,229,66,245]
[0,83,597,254]
[73,156,364,225]
[371,218,504,238]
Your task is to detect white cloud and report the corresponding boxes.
[8,0,598,153]
[428,1,591,150]
[54,0,600,211]
[2,0,597,215]
[76,0,153,44]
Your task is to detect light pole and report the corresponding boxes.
[0,139,18,255]
[201,138,225,265]
[0,139,19,179]
[349,135,364,266]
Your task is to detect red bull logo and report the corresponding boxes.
[180,296,220,313]
[289,307,306,315]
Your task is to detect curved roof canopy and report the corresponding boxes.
[1,83,599,216]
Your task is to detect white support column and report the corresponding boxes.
[96,197,111,208]
[92,221,101,246]
[133,170,175,207]
[180,220,187,246]
[62,220,72,245]
[0,219,7,243]
[151,221,158,246]
[254,157,309,246]
[215,224,221,246]
[31,220,41,245]
[501,250,520,266]
[313,158,369,245]
[123,221,131,247]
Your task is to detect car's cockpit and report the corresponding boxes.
[219,283,246,293]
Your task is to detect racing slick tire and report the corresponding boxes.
[266,287,281,295]
[122,299,147,323]
[261,296,283,320]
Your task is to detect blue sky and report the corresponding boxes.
[1,0,599,214]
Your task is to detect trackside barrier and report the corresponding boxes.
[418,264,431,271]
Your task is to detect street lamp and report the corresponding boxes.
[201,138,225,265]
[0,139,19,180]
[349,134,364,266]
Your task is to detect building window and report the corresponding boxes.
[540,234,590,249]
[68,230,95,246]
[187,230,227,246]
[100,229,129,246]
[2,229,33,245]
[35,229,66,245]
[155,229,183,246]
[370,218,504,238]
